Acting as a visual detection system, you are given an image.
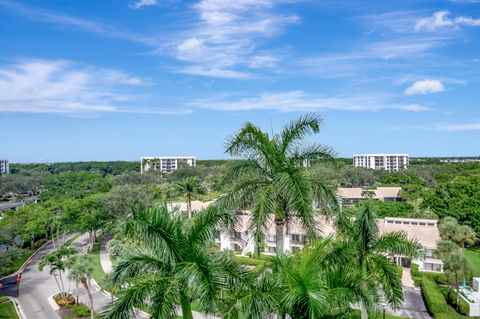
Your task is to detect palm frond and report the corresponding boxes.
[279,113,322,154]
[368,254,403,309]
[225,122,273,160]
[374,231,423,259]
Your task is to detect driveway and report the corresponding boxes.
[386,287,432,319]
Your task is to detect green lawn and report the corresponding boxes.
[0,300,19,319]
[464,246,480,277]
[90,242,107,288]
[63,233,81,248]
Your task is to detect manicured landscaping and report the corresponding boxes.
[0,298,19,319]
[63,233,81,248]
[464,246,480,277]
[90,242,106,288]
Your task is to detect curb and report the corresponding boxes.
[0,233,77,281]
[8,297,26,319]
[47,294,60,311]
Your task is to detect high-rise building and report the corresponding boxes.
[0,158,9,174]
[353,154,408,172]
[140,156,196,173]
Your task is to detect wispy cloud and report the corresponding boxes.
[168,0,298,78]
[0,0,156,45]
[415,11,480,32]
[191,91,431,112]
[436,122,480,132]
[129,0,157,9]
[0,59,181,115]
[404,79,444,95]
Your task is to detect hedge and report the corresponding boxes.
[441,287,470,316]
[411,263,447,287]
[422,276,448,315]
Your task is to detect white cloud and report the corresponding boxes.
[169,0,298,78]
[404,79,444,95]
[129,0,157,9]
[415,11,480,31]
[192,91,431,112]
[0,59,165,114]
[0,1,156,45]
[436,122,480,132]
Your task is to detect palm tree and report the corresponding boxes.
[336,202,423,319]
[176,177,207,218]
[101,204,247,319]
[444,251,471,311]
[455,224,477,251]
[67,254,95,319]
[435,240,460,301]
[221,113,337,255]
[221,239,375,318]
[38,247,77,298]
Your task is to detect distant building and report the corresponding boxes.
[337,187,402,207]
[0,158,9,174]
[353,153,409,172]
[140,156,196,174]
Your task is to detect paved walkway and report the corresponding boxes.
[386,287,432,319]
[99,235,113,273]
[402,267,415,288]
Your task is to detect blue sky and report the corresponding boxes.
[0,0,479,162]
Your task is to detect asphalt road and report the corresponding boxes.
[16,233,114,319]
[386,287,432,319]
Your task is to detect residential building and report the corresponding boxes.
[353,154,409,172]
[215,212,443,273]
[337,187,402,207]
[378,217,443,272]
[140,156,196,173]
[0,158,9,174]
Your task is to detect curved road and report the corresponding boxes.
[16,233,113,319]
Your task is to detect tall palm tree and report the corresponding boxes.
[176,177,207,218]
[38,247,77,298]
[220,238,376,318]
[455,224,477,252]
[101,204,247,319]
[67,254,95,319]
[336,202,423,319]
[444,251,471,311]
[435,240,460,301]
[221,113,337,255]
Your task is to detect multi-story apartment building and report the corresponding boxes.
[337,187,402,207]
[0,158,9,174]
[353,154,409,172]
[140,156,196,173]
[214,214,443,272]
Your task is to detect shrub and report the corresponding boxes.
[53,293,76,307]
[422,277,448,315]
[0,296,9,303]
[72,303,91,317]
[442,288,470,316]
[235,255,265,266]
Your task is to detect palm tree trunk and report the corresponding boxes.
[81,278,95,319]
[187,198,192,218]
[76,280,80,304]
[180,293,193,319]
[53,273,63,298]
[456,273,460,311]
[275,217,285,254]
[58,271,66,297]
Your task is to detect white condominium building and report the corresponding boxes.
[141,156,196,173]
[0,158,9,174]
[353,154,409,172]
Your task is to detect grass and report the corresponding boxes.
[0,300,19,319]
[464,246,480,277]
[63,233,81,248]
[90,242,106,288]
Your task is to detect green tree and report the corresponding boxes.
[444,252,471,311]
[337,202,422,319]
[221,239,375,319]
[435,240,459,299]
[39,247,77,298]
[102,204,245,319]
[67,254,95,319]
[221,113,337,255]
[455,224,477,251]
[176,177,206,218]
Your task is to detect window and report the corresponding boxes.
[267,247,276,254]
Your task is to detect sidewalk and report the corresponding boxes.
[99,235,113,273]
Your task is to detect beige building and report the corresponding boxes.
[337,187,402,207]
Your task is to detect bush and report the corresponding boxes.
[235,255,265,266]
[442,288,470,316]
[53,293,76,307]
[422,277,448,315]
[72,303,91,317]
